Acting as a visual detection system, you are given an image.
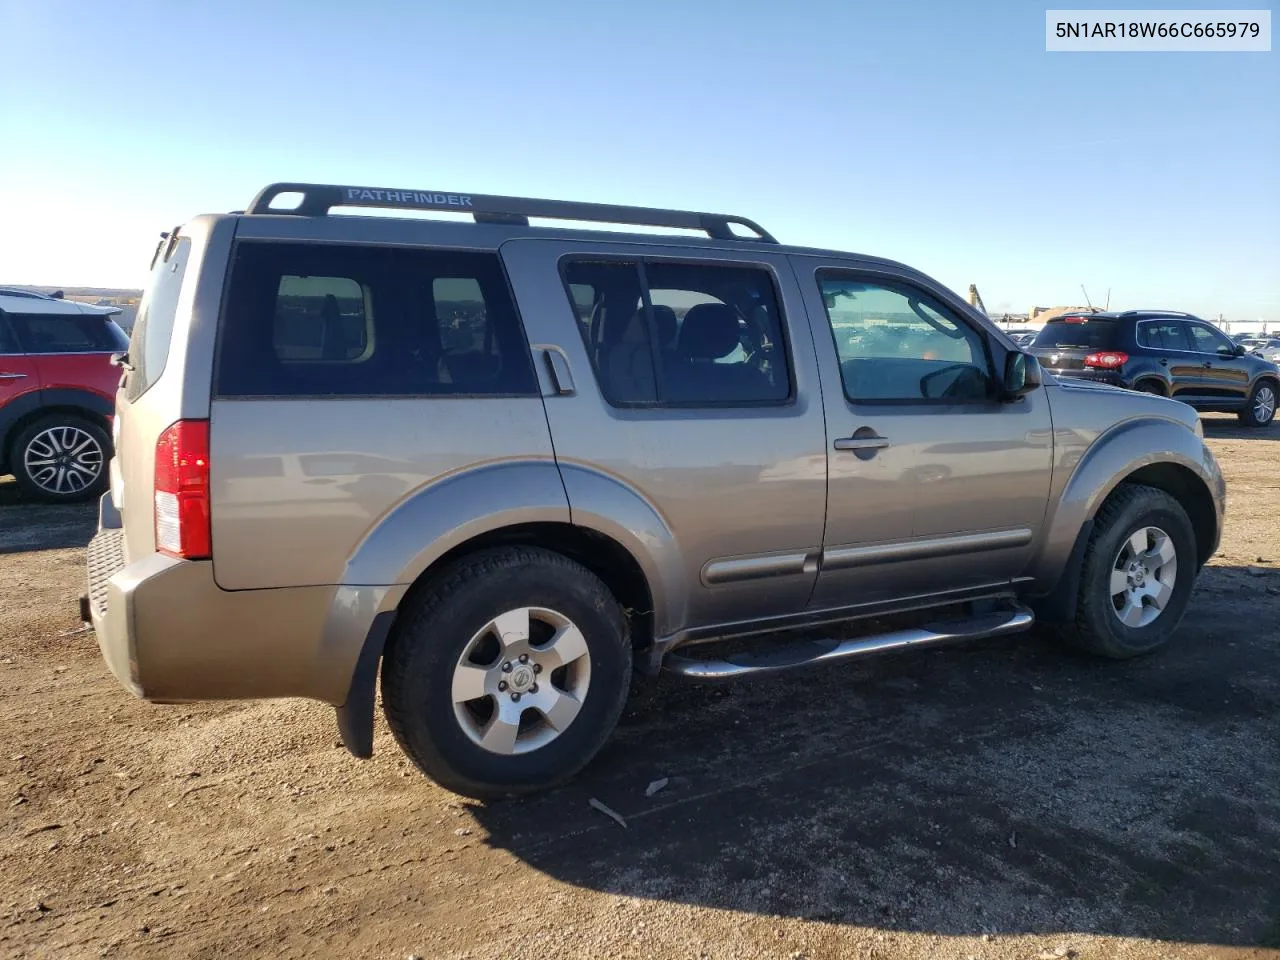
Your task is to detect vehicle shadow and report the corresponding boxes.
[1199,412,1280,441]
[0,478,98,553]
[470,563,1280,948]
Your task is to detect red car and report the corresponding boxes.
[0,289,128,502]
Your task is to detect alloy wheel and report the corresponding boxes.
[1109,526,1178,628]
[451,606,592,755]
[22,425,104,497]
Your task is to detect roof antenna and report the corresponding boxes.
[1081,284,1095,312]
[1105,288,1111,311]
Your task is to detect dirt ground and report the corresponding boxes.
[1,415,1277,960]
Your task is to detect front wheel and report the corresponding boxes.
[1058,483,1198,659]
[380,547,632,798]
[1238,380,1277,428]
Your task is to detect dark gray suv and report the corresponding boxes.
[84,182,1226,798]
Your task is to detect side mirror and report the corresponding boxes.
[1233,344,1247,357]
[1002,351,1041,400]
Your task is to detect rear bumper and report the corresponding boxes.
[85,493,398,705]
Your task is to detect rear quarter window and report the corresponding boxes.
[214,242,537,398]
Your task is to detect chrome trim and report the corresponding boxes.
[664,605,1034,679]
[0,372,30,380]
[701,551,814,586]
[822,528,1033,571]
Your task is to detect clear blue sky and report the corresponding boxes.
[2,0,1276,322]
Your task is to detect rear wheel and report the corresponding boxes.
[11,414,110,503]
[381,547,632,798]
[1134,380,1166,396]
[1238,380,1277,428]
[1058,483,1197,659]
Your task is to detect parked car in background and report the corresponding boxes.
[1242,338,1280,361]
[85,181,1226,799]
[1029,310,1279,428]
[0,289,127,501]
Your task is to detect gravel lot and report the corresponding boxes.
[1,415,1277,960]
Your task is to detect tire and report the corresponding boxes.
[1134,380,1165,396]
[1238,379,1277,428]
[381,546,632,799]
[10,414,110,504]
[1058,483,1197,659]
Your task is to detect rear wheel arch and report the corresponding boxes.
[336,521,656,760]
[1133,377,1168,396]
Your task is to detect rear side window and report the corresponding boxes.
[7,313,126,353]
[128,236,191,401]
[1137,320,1191,351]
[215,242,537,398]
[0,317,18,354]
[562,258,791,407]
[1031,318,1117,350]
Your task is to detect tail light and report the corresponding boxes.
[154,420,210,559]
[1084,351,1129,369]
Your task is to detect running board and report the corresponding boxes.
[662,605,1034,680]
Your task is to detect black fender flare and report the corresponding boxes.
[0,387,115,466]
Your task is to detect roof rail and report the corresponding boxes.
[1117,309,1198,318]
[244,182,777,243]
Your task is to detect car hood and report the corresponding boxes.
[1049,375,1203,433]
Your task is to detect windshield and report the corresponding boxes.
[1032,318,1117,350]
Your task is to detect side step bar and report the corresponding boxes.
[663,605,1034,680]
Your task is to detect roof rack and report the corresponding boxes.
[1116,309,1198,318]
[244,182,777,243]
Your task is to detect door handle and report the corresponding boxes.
[0,372,29,380]
[539,346,576,396]
[834,436,890,451]
[1158,359,1168,366]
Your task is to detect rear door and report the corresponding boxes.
[500,238,828,637]
[8,309,125,402]
[1184,320,1252,402]
[1135,318,1199,397]
[0,315,41,449]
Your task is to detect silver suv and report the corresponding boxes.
[85,182,1225,798]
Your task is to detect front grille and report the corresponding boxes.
[86,529,126,618]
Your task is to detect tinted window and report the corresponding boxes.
[563,259,790,406]
[1138,320,1191,351]
[8,313,125,353]
[1186,322,1236,356]
[128,236,191,400]
[1031,317,1117,350]
[216,242,536,398]
[0,316,18,354]
[817,273,991,402]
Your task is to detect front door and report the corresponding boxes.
[794,260,1055,611]
[500,238,828,639]
[1184,320,1252,403]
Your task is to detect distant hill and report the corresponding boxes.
[0,284,143,300]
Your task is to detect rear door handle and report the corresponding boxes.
[1158,359,1168,366]
[834,436,890,451]
[0,372,29,380]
